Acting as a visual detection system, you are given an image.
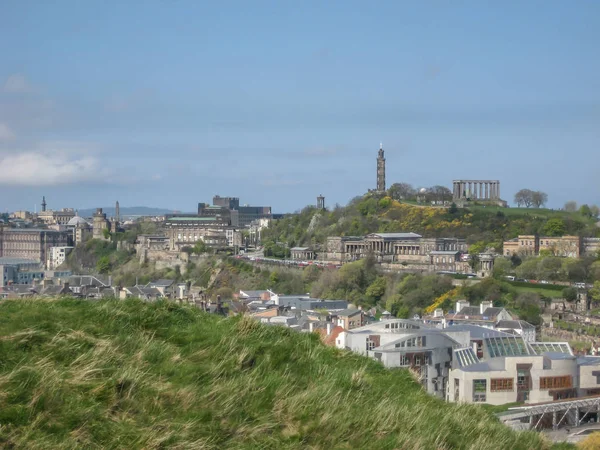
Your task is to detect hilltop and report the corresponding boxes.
[263,193,599,250]
[0,298,564,449]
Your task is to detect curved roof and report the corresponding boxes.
[67,215,90,227]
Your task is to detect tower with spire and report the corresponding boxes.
[376,143,386,192]
[41,196,47,212]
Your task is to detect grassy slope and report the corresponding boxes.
[0,299,568,450]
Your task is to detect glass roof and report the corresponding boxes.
[529,342,573,355]
[455,347,480,367]
[484,336,533,358]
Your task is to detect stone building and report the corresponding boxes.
[66,215,92,246]
[0,228,71,264]
[325,233,469,272]
[503,235,583,258]
[291,247,316,260]
[452,180,506,206]
[376,143,386,192]
[210,196,272,228]
[164,215,241,251]
[92,208,112,240]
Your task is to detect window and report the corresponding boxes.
[491,378,514,392]
[399,354,409,366]
[454,379,460,402]
[366,339,376,351]
[540,376,572,390]
[473,379,486,402]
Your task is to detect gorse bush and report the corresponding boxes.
[0,298,566,449]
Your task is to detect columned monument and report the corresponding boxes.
[452,180,506,206]
[376,143,386,192]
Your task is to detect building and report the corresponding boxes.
[290,247,315,260]
[164,214,242,250]
[248,218,272,246]
[0,228,71,265]
[444,300,514,327]
[583,238,600,257]
[210,196,273,228]
[332,308,364,330]
[66,215,92,246]
[452,180,502,203]
[502,235,583,258]
[48,246,73,269]
[274,294,348,311]
[376,143,386,192]
[495,320,537,343]
[317,195,325,210]
[325,233,468,271]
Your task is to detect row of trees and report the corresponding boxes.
[564,201,600,218]
[514,189,548,208]
[387,183,452,203]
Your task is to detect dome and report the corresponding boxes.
[67,215,90,227]
[419,187,427,193]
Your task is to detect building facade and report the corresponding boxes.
[164,216,240,250]
[326,233,469,272]
[0,228,71,265]
[48,246,74,269]
[503,235,586,258]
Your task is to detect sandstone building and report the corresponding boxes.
[502,235,594,258]
[325,233,469,272]
[36,197,76,225]
[0,228,71,264]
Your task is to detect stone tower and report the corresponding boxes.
[317,194,325,210]
[92,208,111,240]
[377,143,386,192]
[41,196,47,212]
[115,201,120,224]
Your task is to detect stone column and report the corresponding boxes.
[496,182,500,200]
[485,182,489,199]
[479,183,483,199]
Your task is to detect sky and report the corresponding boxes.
[0,0,599,213]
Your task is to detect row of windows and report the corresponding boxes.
[490,378,514,392]
[384,322,419,330]
[395,336,427,348]
[540,376,572,390]
[473,379,486,402]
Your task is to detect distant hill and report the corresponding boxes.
[78,206,177,218]
[0,298,555,449]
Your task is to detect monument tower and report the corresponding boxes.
[376,143,386,192]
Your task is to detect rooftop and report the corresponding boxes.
[0,258,41,266]
[166,217,218,222]
[371,232,422,240]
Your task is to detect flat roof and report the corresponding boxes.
[166,217,218,221]
[0,257,41,265]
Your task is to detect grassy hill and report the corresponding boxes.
[263,194,599,250]
[0,298,567,449]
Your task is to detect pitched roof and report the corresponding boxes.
[334,308,362,317]
[150,279,174,287]
[496,320,535,330]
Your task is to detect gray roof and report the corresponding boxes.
[545,352,576,361]
[290,247,310,251]
[0,257,41,266]
[577,356,600,366]
[371,232,422,240]
[240,290,269,298]
[452,306,506,319]
[150,279,174,287]
[334,308,362,317]
[444,324,513,339]
[496,320,535,330]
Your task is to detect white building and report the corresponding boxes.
[48,246,74,269]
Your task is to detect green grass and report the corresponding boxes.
[512,285,566,298]
[468,205,592,222]
[0,298,567,449]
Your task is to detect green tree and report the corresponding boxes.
[515,258,540,280]
[492,258,512,279]
[531,191,548,208]
[96,256,111,274]
[579,204,592,217]
[448,203,458,214]
[365,276,387,302]
[543,218,566,236]
[589,281,600,303]
[562,287,578,302]
[192,240,209,254]
[564,200,578,212]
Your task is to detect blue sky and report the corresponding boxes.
[0,0,599,213]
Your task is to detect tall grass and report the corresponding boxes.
[0,298,568,449]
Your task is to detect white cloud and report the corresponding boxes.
[3,74,33,93]
[0,123,15,141]
[0,147,108,186]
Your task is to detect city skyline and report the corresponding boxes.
[1,1,599,212]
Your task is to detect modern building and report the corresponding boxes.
[210,196,272,228]
[48,246,74,269]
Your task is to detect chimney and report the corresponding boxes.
[480,301,493,314]
[326,322,333,335]
[309,322,314,333]
[455,300,469,313]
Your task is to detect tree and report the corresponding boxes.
[365,276,387,302]
[531,191,548,208]
[564,200,578,212]
[428,185,452,203]
[492,258,512,279]
[514,189,534,208]
[543,218,566,237]
[589,281,600,303]
[562,287,578,302]
[580,204,593,218]
[590,205,600,219]
[387,182,416,201]
[448,203,458,214]
[192,240,209,255]
[96,256,111,274]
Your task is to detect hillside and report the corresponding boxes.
[263,193,599,250]
[0,298,564,449]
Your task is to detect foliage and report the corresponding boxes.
[562,287,578,302]
[514,189,547,208]
[543,218,566,236]
[192,239,209,255]
[0,298,555,449]
[96,256,111,274]
[564,201,578,212]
